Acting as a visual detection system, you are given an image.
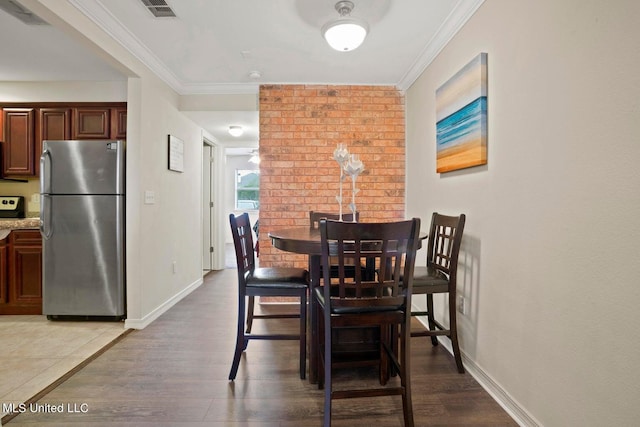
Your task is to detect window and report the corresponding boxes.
[236,169,260,210]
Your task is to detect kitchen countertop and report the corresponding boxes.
[0,218,41,240]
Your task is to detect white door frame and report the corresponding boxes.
[202,136,225,271]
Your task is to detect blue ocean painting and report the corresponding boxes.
[437,97,487,150]
[435,53,488,173]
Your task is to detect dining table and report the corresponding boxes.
[268,224,426,384]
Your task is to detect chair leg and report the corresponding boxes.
[379,324,390,385]
[390,323,399,377]
[323,314,332,427]
[246,296,255,333]
[317,301,325,390]
[299,292,307,380]
[426,294,438,346]
[400,321,415,427]
[229,294,247,380]
[449,293,465,374]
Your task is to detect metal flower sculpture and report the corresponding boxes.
[332,143,350,221]
[343,153,364,222]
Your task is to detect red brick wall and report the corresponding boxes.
[259,84,406,268]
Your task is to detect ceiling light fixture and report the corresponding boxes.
[322,1,368,52]
[228,126,244,137]
[248,150,260,164]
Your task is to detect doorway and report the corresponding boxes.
[202,140,215,272]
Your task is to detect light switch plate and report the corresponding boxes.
[144,190,155,205]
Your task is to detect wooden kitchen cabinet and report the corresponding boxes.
[112,107,127,139]
[1,102,126,178]
[72,107,111,139]
[37,108,72,176]
[40,108,72,141]
[2,108,36,176]
[0,230,43,315]
[0,239,7,306]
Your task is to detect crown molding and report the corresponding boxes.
[396,0,485,91]
[179,83,259,95]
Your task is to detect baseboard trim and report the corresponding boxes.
[412,315,541,427]
[460,351,542,427]
[124,277,203,329]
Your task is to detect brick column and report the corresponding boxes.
[259,85,406,268]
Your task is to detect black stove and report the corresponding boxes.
[0,196,26,218]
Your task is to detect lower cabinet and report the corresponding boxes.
[0,240,7,306]
[0,230,43,315]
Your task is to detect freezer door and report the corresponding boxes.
[41,140,125,195]
[42,195,125,317]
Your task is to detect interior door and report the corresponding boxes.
[202,143,214,271]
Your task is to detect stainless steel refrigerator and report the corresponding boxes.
[40,140,125,320]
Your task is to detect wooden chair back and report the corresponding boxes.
[426,212,466,289]
[229,212,256,285]
[320,218,421,312]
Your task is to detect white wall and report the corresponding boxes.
[125,76,205,325]
[405,1,640,426]
[0,81,126,102]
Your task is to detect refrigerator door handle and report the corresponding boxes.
[40,194,52,240]
[40,147,52,195]
[40,148,52,239]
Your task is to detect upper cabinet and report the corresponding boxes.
[38,108,72,176]
[72,107,110,139]
[40,108,72,141]
[71,106,127,140]
[112,107,127,140]
[3,108,36,176]
[1,102,126,178]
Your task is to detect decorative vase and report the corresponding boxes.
[332,143,350,221]
[343,154,364,222]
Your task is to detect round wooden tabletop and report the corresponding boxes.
[269,226,427,256]
[268,227,322,255]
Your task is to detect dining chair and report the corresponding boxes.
[228,213,309,380]
[410,212,466,373]
[309,211,368,280]
[315,218,421,427]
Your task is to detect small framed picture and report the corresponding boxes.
[168,134,184,172]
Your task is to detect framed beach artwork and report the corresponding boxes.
[436,52,488,173]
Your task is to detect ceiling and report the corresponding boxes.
[0,0,483,146]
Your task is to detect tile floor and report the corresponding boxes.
[0,315,125,420]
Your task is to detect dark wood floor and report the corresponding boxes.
[6,269,517,426]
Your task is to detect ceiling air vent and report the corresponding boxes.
[0,0,48,25]
[140,0,176,18]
